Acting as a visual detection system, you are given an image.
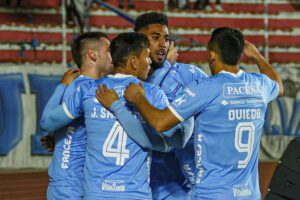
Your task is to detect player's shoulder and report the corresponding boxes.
[173,62,208,76]
[143,81,162,93]
[101,74,140,87]
[64,75,94,96]
[242,71,272,83]
[143,81,166,99]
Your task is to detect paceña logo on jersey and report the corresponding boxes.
[223,83,262,98]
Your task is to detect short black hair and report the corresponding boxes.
[134,12,168,32]
[110,32,150,67]
[208,27,245,66]
[71,32,108,68]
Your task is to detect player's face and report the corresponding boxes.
[139,24,170,69]
[97,37,113,75]
[136,48,152,80]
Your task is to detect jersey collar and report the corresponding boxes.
[78,75,93,79]
[219,69,244,77]
[107,73,134,78]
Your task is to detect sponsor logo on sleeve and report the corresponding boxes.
[61,126,75,169]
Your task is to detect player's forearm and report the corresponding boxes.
[40,84,72,132]
[162,117,194,148]
[147,60,171,85]
[134,95,180,132]
[255,55,284,97]
[111,100,166,151]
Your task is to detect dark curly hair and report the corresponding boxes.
[134,12,168,32]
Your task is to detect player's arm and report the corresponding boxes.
[111,100,193,150]
[123,82,181,132]
[162,116,194,149]
[146,41,177,85]
[244,40,283,97]
[40,68,80,132]
[97,83,191,151]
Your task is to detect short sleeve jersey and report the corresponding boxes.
[169,70,279,200]
[150,62,208,196]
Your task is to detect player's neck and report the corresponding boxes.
[214,63,240,75]
[81,67,106,80]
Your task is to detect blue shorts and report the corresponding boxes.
[47,185,82,200]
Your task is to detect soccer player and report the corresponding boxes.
[134,12,208,199]
[40,32,113,200]
[43,32,182,200]
[123,27,284,200]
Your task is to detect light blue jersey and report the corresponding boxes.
[43,75,93,200]
[169,70,279,200]
[151,62,208,199]
[63,73,169,200]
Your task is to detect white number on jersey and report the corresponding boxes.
[234,122,255,169]
[103,121,130,166]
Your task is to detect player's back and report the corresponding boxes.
[77,74,168,200]
[191,70,278,200]
[150,62,208,199]
[48,75,92,198]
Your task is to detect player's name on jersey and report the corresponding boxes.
[228,108,261,121]
[91,106,145,122]
[91,107,117,119]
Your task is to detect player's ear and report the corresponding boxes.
[88,49,97,62]
[208,50,215,60]
[128,56,137,71]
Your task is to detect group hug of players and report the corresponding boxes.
[40,11,283,200]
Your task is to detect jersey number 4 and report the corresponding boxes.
[103,121,130,166]
[234,122,255,169]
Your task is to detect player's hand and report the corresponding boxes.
[96,83,119,109]
[40,135,55,152]
[166,41,178,66]
[243,40,263,62]
[61,68,81,86]
[124,82,145,104]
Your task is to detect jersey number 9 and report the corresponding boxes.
[234,122,255,169]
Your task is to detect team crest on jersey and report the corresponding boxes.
[170,82,183,95]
